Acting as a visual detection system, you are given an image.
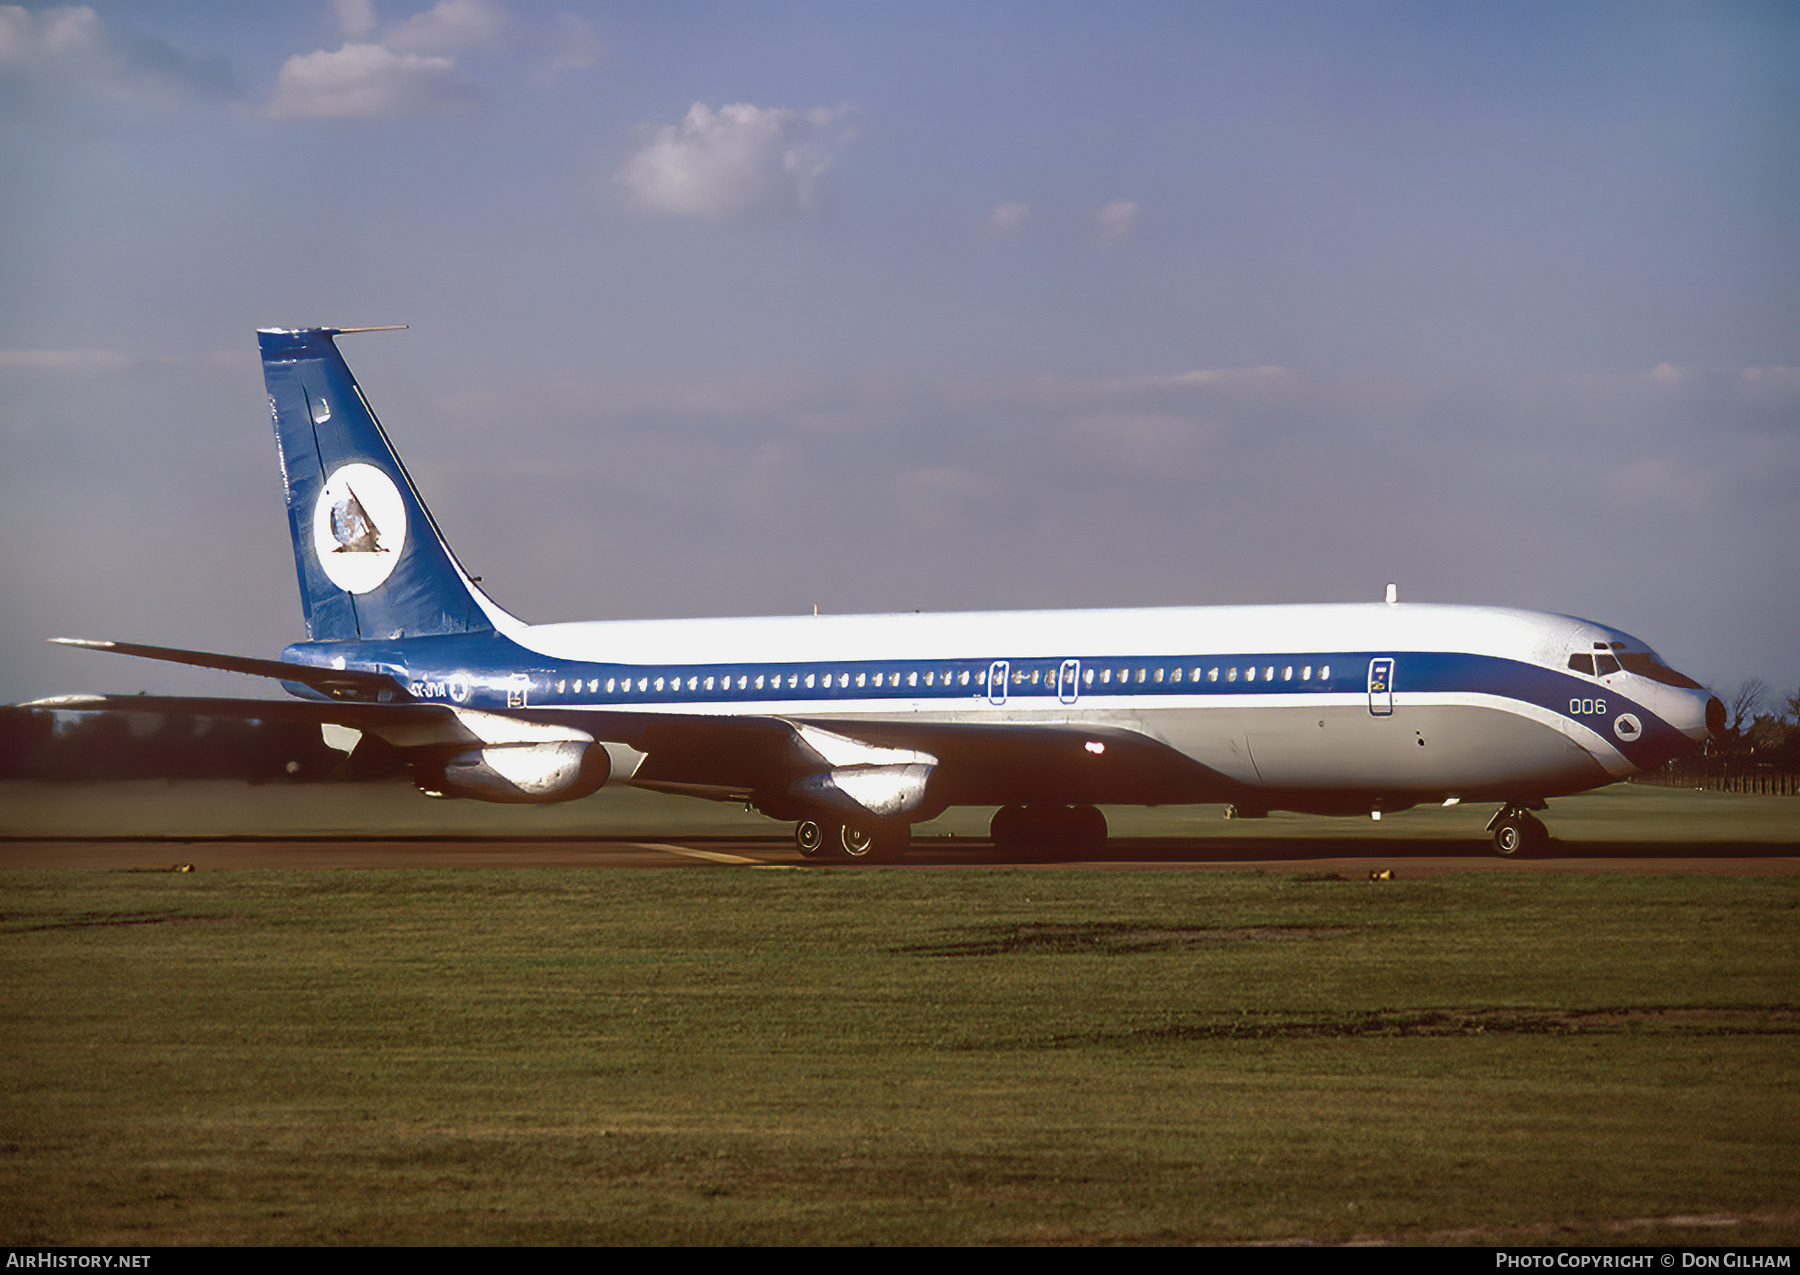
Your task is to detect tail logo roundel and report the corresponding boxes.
[312,463,407,594]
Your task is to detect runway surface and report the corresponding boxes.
[3,836,1795,874]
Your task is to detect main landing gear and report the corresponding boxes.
[989,804,1108,855]
[1487,803,1549,857]
[794,818,910,863]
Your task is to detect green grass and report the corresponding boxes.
[3,867,1796,1244]
[3,777,1796,844]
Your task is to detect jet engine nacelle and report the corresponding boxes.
[417,739,610,804]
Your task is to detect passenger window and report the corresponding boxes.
[1154,668,1165,683]
[1319,665,1330,681]
[1282,666,1293,681]
[959,670,970,686]
[1227,667,1238,682]
[1208,668,1218,682]
[1084,668,1094,685]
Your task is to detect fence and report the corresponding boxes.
[1629,767,1800,796]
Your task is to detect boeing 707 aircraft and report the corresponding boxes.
[46,327,1724,860]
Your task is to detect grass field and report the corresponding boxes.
[3,776,1797,845]
[3,851,1796,1244]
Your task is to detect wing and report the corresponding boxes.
[41,639,1241,816]
[48,638,414,703]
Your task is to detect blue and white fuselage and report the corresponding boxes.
[280,599,1715,813]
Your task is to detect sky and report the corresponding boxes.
[2,0,1796,705]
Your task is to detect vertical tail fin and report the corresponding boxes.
[258,327,517,642]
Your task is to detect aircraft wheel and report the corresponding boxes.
[1490,810,1547,857]
[839,821,908,863]
[1070,804,1108,849]
[1036,806,1096,857]
[795,819,826,859]
[991,805,1106,855]
[990,805,1030,848]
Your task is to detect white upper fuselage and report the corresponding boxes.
[518,601,1575,667]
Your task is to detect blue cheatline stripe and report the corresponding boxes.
[279,635,1690,770]
[280,639,1630,717]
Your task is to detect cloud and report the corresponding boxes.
[262,41,480,119]
[0,348,135,376]
[385,0,508,55]
[263,1,525,120]
[986,201,1031,237]
[331,0,377,41]
[533,11,600,82]
[615,102,856,220]
[1093,199,1140,244]
[0,3,96,62]
[0,4,231,117]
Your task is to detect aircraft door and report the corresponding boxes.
[1058,659,1081,705]
[988,660,1009,706]
[1367,658,1394,717]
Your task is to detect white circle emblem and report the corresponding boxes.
[312,463,407,594]
[1613,713,1642,742]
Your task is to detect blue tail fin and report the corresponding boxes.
[258,327,515,642]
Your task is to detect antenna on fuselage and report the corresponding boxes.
[1384,583,1398,605]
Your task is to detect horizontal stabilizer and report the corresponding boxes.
[49,638,414,703]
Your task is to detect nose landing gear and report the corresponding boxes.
[1487,803,1548,857]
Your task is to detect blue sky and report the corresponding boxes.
[2,1,1796,703]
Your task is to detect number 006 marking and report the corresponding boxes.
[1569,698,1608,716]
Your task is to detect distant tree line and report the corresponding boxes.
[0,707,355,783]
[1634,679,1800,795]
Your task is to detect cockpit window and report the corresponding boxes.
[1594,654,1621,676]
[1567,653,1595,675]
[1618,651,1704,690]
